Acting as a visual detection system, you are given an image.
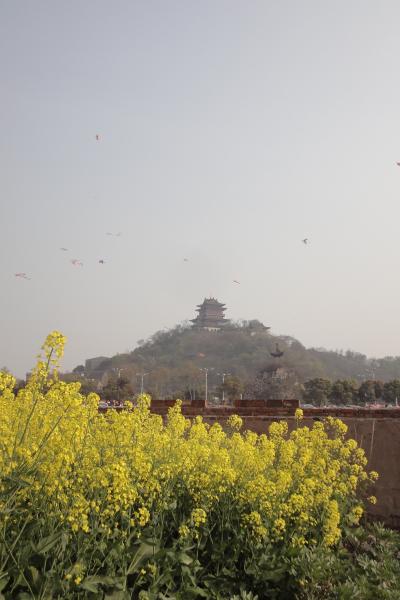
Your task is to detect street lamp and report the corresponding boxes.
[200,368,213,404]
[217,372,231,404]
[136,372,149,394]
[112,368,123,404]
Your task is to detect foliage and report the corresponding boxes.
[101,373,133,404]
[0,333,381,598]
[302,377,400,407]
[80,322,400,400]
[216,375,244,403]
[358,380,379,404]
[383,379,400,405]
[330,379,359,405]
[293,522,400,599]
[302,378,332,406]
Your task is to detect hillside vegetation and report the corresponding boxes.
[80,322,400,399]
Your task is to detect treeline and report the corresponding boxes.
[302,377,400,406]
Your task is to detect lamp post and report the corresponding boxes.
[200,368,213,404]
[136,372,149,395]
[217,372,231,405]
[112,368,123,404]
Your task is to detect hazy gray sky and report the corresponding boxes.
[2,1,400,376]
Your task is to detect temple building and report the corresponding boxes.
[191,298,229,331]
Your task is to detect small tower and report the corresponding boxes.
[191,298,229,331]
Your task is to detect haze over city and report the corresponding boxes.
[2,1,400,377]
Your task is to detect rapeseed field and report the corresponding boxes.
[0,332,384,599]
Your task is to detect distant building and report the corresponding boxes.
[85,356,110,376]
[247,320,271,336]
[191,298,229,331]
[246,365,300,400]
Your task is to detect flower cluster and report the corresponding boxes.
[0,332,378,594]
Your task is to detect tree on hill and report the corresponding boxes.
[59,372,99,395]
[330,379,359,405]
[302,378,332,406]
[358,380,378,405]
[73,365,85,375]
[383,380,400,405]
[374,380,384,400]
[100,374,133,404]
[146,363,203,400]
[216,376,244,404]
[76,321,400,400]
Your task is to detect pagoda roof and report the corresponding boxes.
[196,297,226,308]
[191,297,229,329]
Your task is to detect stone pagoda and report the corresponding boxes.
[191,298,229,331]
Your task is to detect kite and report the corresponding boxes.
[96,134,101,141]
[183,258,189,262]
[99,259,105,264]
[302,238,308,245]
[233,280,240,284]
[70,259,83,267]
[60,247,68,251]
[106,232,122,237]
[15,273,30,280]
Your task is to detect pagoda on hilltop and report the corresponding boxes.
[191,298,229,331]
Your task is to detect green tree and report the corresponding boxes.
[383,379,400,405]
[374,380,384,400]
[302,378,332,406]
[101,374,133,404]
[358,380,378,405]
[330,379,359,405]
[216,375,244,404]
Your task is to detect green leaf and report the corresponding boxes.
[33,531,63,555]
[127,540,158,575]
[81,575,123,589]
[60,532,69,553]
[104,592,131,600]
[178,552,193,566]
[184,587,208,598]
[28,566,40,586]
[80,580,100,593]
[0,574,9,593]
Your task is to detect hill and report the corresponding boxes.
[79,321,400,398]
